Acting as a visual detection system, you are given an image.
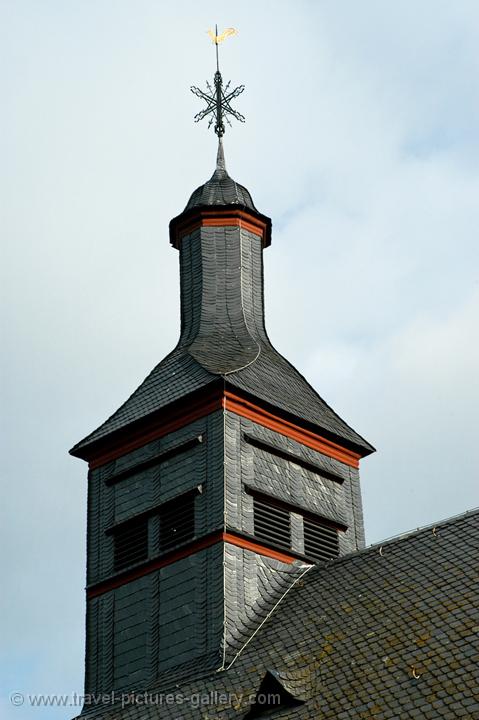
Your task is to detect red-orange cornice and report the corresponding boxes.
[223,392,361,468]
[87,390,223,469]
[86,530,297,599]
[85,386,361,471]
[169,207,272,249]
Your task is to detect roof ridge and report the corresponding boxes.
[366,505,479,549]
[309,505,479,575]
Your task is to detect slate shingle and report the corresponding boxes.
[77,509,479,719]
[70,152,373,458]
[184,141,257,212]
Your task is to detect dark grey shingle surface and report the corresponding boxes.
[71,224,373,457]
[71,338,373,457]
[70,347,219,454]
[184,141,257,212]
[226,346,371,451]
[71,143,373,457]
[77,508,479,719]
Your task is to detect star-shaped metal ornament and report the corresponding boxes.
[190,26,245,138]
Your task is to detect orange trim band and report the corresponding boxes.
[223,391,360,468]
[170,208,270,249]
[86,531,296,598]
[179,217,264,240]
[86,389,361,470]
[88,396,222,469]
[222,533,296,564]
[87,532,223,598]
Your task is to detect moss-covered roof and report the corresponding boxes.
[77,508,479,719]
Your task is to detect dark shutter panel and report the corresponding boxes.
[303,518,339,562]
[113,517,148,572]
[253,496,291,550]
[159,493,195,552]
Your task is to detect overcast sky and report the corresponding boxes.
[2,1,478,717]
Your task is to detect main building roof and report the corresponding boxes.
[77,508,479,719]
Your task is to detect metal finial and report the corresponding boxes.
[190,25,245,138]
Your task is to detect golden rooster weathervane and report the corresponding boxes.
[190,25,245,138]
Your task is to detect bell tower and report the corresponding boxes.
[70,36,374,699]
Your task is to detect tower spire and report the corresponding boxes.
[191,26,245,137]
[212,138,227,179]
[69,23,376,710]
[214,23,220,72]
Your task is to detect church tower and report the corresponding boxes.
[70,41,374,699]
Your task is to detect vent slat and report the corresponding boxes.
[159,494,195,551]
[304,526,339,543]
[114,537,147,553]
[255,523,289,537]
[115,549,147,566]
[255,503,290,518]
[113,518,148,572]
[160,513,191,529]
[254,512,290,531]
[163,515,191,530]
[253,497,291,549]
[254,513,289,527]
[305,540,338,556]
[306,537,338,553]
[161,511,194,527]
[254,507,290,524]
[254,510,289,525]
[254,498,289,512]
[161,513,194,529]
[110,490,198,572]
[304,518,339,562]
[255,532,290,549]
[305,539,338,554]
[252,490,342,562]
[305,548,334,562]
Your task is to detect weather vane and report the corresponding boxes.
[190,25,245,138]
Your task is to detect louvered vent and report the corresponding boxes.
[159,493,195,552]
[303,518,339,562]
[113,517,148,572]
[253,496,291,550]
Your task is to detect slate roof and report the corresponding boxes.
[185,141,257,212]
[226,346,370,451]
[71,345,372,457]
[71,145,374,459]
[77,508,479,719]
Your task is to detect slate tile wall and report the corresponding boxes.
[220,410,367,666]
[85,544,226,694]
[222,544,305,662]
[85,411,225,693]
[157,545,224,672]
[178,229,202,347]
[224,412,365,555]
[87,412,224,585]
[179,225,266,375]
[84,406,365,696]
[113,576,150,690]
